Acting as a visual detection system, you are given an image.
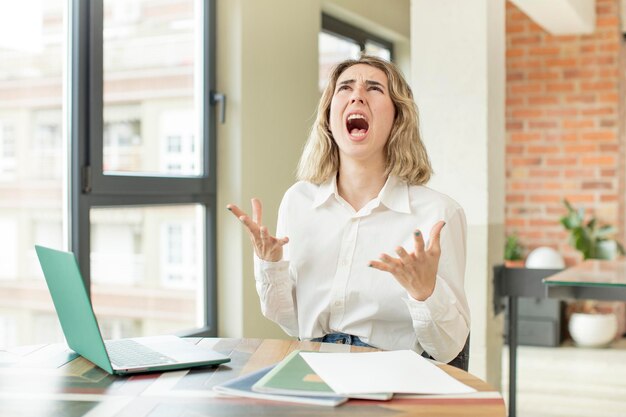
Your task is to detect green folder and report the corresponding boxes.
[252,350,391,400]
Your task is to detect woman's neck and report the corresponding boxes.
[337,159,387,212]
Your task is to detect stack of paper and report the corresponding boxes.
[213,349,476,407]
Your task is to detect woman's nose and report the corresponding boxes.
[350,90,365,104]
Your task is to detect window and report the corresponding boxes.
[0,0,65,347]
[319,14,394,91]
[76,0,218,339]
[0,0,218,348]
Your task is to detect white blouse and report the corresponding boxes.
[253,175,470,363]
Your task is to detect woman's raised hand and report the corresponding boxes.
[227,198,289,262]
[369,221,445,301]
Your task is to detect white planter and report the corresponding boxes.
[568,312,618,348]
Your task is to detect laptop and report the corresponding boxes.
[35,245,230,374]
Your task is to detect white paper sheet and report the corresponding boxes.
[299,350,476,395]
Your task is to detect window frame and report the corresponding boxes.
[321,13,394,60]
[68,0,218,337]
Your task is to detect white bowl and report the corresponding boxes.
[568,312,618,348]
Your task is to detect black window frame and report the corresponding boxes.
[321,13,394,60]
[68,0,218,337]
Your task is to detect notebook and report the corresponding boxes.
[35,245,230,375]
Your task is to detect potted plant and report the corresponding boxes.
[504,234,525,268]
[560,199,624,347]
[560,199,625,260]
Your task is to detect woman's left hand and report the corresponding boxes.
[369,221,445,301]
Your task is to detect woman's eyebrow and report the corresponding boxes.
[337,79,387,90]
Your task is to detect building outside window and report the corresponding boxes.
[0,0,217,348]
[319,13,394,91]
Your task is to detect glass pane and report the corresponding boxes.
[102,0,201,176]
[365,41,391,62]
[318,32,360,91]
[0,1,66,348]
[90,205,204,339]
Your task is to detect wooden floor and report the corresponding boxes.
[501,338,626,417]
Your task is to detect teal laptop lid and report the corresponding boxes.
[35,245,114,374]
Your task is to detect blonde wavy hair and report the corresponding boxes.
[297,55,432,186]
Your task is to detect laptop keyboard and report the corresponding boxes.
[105,339,177,367]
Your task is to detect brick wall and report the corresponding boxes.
[506,0,625,265]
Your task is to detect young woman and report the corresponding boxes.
[228,55,470,370]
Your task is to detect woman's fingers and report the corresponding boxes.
[227,202,289,262]
[395,246,412,264]
[251,198,263,225]
[238,214,261,237]
[413,229,425,256]
[226,203,247,219]
[426,221,445,253]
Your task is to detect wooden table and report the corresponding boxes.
[0,338,505,417]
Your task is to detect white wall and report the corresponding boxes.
[410,0,505,387]
[216,0,411,339]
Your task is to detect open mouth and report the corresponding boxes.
[346,113,370,138]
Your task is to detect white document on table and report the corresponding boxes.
[299,350,477,395]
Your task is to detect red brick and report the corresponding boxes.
[512,109,543,118]
[565,169,595,177]
[565,194,595,203]
[546,109,578,117]
[597,16,619,27]
[580,81,617,91]
[530,194,561,203]
[599,93,619,104]
[507,48,525,58]
[507,194,526,203]
[582,181,613,190]
[562,120,594,129]
[510,132,541,142]
[528,145,559,154]
[563,69,595,79]
[507,23,525,34]
[510,157,542,167]
[546,157,577,166]
[528,96,559,106]
[599,119,616,128]
[529,169,562,177]
[530,219,558,227]
[528,71,560,80]
[546,82,575,93]
[506,218,527,227]
[506,145,524,154]
[529,46,559,56]
[511,84,542,94]
[507,72,524,82]
[599,143,619,152]
[580,44,596,53]
[529,120,558,129]
[581,55,616,65]
[511,35,542,45]
[601,195,619,202]
[565,95,596,104]
[510,60,542,69]
[581,131,616,141]
[581,156,615,166]
[545,58,577,67]
[581,107,615,116]
[564,144,597,154]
